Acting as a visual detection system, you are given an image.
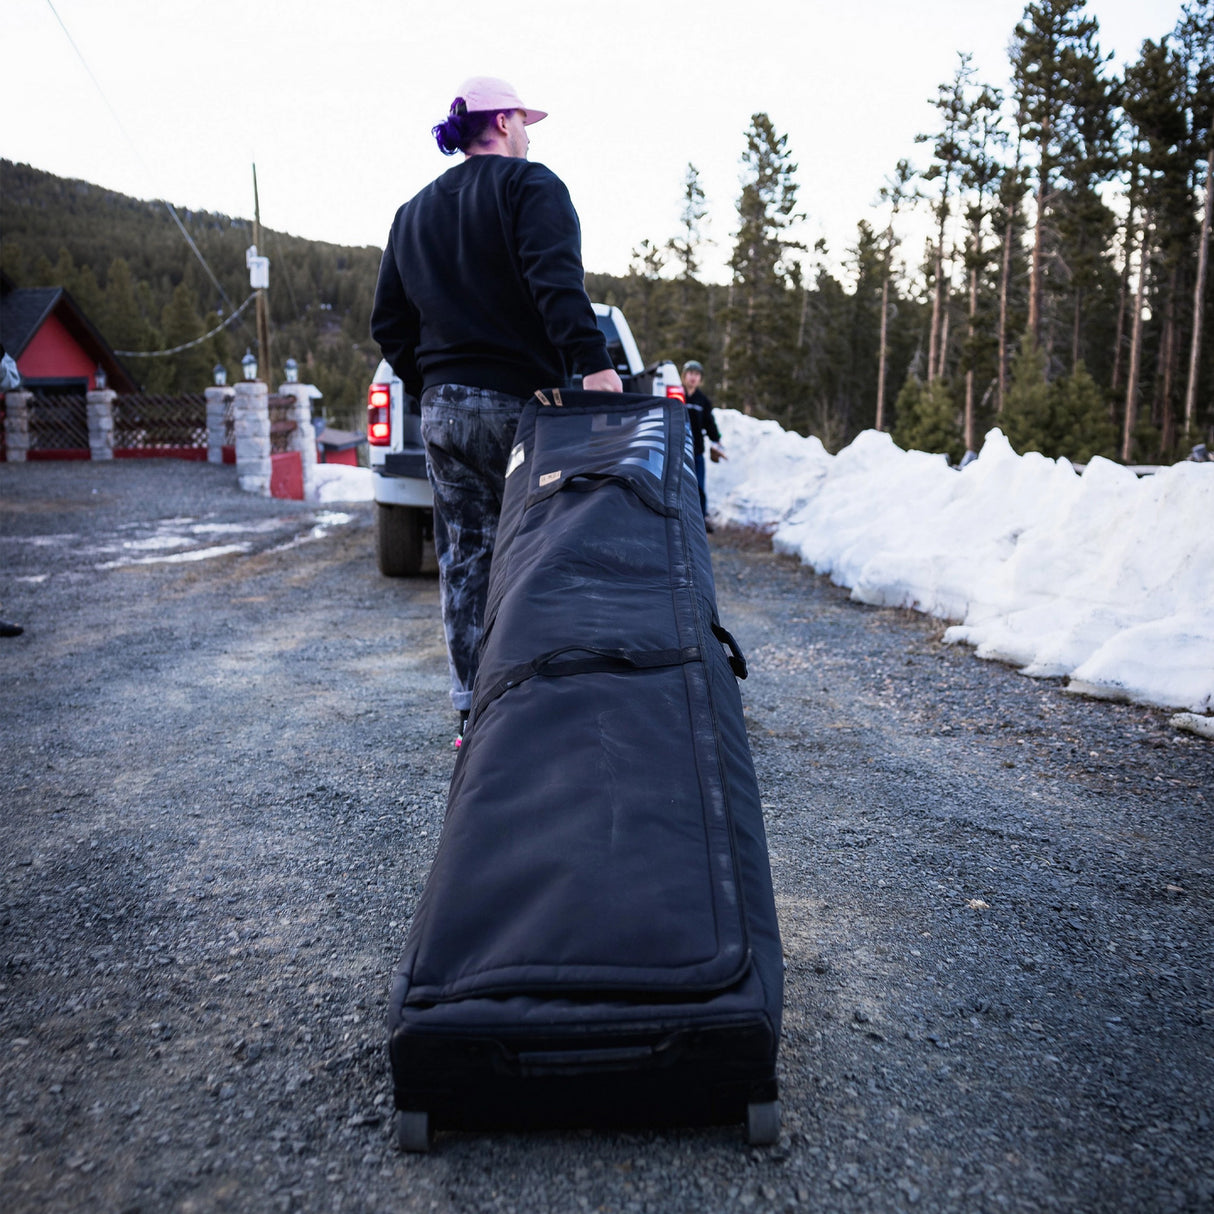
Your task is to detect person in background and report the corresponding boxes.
[371,76,621,745]
[0,343,25,637]
[680,360,725,530]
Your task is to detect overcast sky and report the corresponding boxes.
[4,0,1186,286]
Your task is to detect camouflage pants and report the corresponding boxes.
[421,384,526,712]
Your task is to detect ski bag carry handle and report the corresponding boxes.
[711,622,748,680]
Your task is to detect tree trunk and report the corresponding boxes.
[1184,127,1213,440]
[1158,263,1180,457]
[720,281,734,403]
[744,287,757,415]
[928,245,943,383]
[965,228,979,452]
[1071,289,1083,372]
[876,271,890,431]
[998,197,1015,415]
[1111,153,1140,399]
[1027,136,1048,342]
[937,301,951,383]
[1122,218,1151,463]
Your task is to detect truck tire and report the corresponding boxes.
[376,503,424,577]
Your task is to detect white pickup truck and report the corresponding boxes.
[367,303,685,577]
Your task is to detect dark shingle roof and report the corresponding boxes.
[0,278,138,391]
[0,286,62,358]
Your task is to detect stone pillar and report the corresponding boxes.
[205,386,234,464]
[87,388,117,460]
[276,382,319,500]
[233,380,271,495]
[3,390,30,462]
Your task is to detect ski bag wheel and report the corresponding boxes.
[746,1100,781,1146]
[395,1109,433,1152]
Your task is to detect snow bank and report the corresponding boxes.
[311,463,373,504]
[707,411,1214,716]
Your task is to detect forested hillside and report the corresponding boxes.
[3,0,1212,461]
[0,160,381,429]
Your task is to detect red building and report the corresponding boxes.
[0,272,136,394]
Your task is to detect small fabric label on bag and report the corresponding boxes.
[538,470,561,487]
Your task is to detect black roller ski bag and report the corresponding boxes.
[388,389,783,1150]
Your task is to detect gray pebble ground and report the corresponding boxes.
[1,460,1211,1213]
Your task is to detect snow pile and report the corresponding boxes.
[311,462,373,503]
[707,411,1214,716]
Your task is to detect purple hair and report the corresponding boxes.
[432,98,506,155]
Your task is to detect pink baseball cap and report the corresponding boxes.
[453,76,547,125]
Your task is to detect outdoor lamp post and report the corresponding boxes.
[95,364,107,390]
[213,364,228,387]
[241,348,258,381]
[284,357,299,383]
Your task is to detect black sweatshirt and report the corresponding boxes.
[371,156,611,400]
[685,388,721,456]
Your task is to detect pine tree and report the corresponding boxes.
[957,81,1006,452]
[625,239,670,363]
[890,372,922,450]
[669,162,707,282]
[103,257,157,353]
[845,220,887,435]
[1055,45,1119,375]
[1123,38,1189,459]
[1003,330,1054,453]
[1011,0,1110,353]
[875,159,914,430]
[1179,0,1214,442]
[72,265,105,324]
[51,246,77,290]
[723,113,803,418]
[895,376,964,460]
[667,163,710,364]
[994,107,1032,414]
[1051,361,1119,461]
[158,282,213,391]
[917,55,974,383]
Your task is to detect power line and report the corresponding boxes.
[44,0,236,312]
[114,293,257,357]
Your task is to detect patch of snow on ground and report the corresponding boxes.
[312,464,373,503]
[706,412,1214,716]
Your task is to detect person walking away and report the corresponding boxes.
[371,77,622,745]
[680,360,725,529]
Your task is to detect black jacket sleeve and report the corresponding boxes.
[370,224,423,398]
[511,167,612,378]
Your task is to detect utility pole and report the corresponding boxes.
[252,163,272,382]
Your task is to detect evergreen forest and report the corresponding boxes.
[3,0,1213,461]
[0,161,382,432]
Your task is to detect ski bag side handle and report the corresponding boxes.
[711,621,749,680]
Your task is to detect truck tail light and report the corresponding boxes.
[666,384,686,403]
[368,383,392,446]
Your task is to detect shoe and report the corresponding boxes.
[0,620,22,637]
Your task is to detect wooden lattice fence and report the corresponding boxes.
[112,393,207,453]
[268,394,297,453]
[6,389,299,464]
[28,394,89,453]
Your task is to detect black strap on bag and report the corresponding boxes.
[711,622,749,680]
[475,644,702,717]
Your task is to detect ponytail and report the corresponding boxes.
[431,98,505,155]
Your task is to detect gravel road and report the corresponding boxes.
[1,459,1211,1214]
